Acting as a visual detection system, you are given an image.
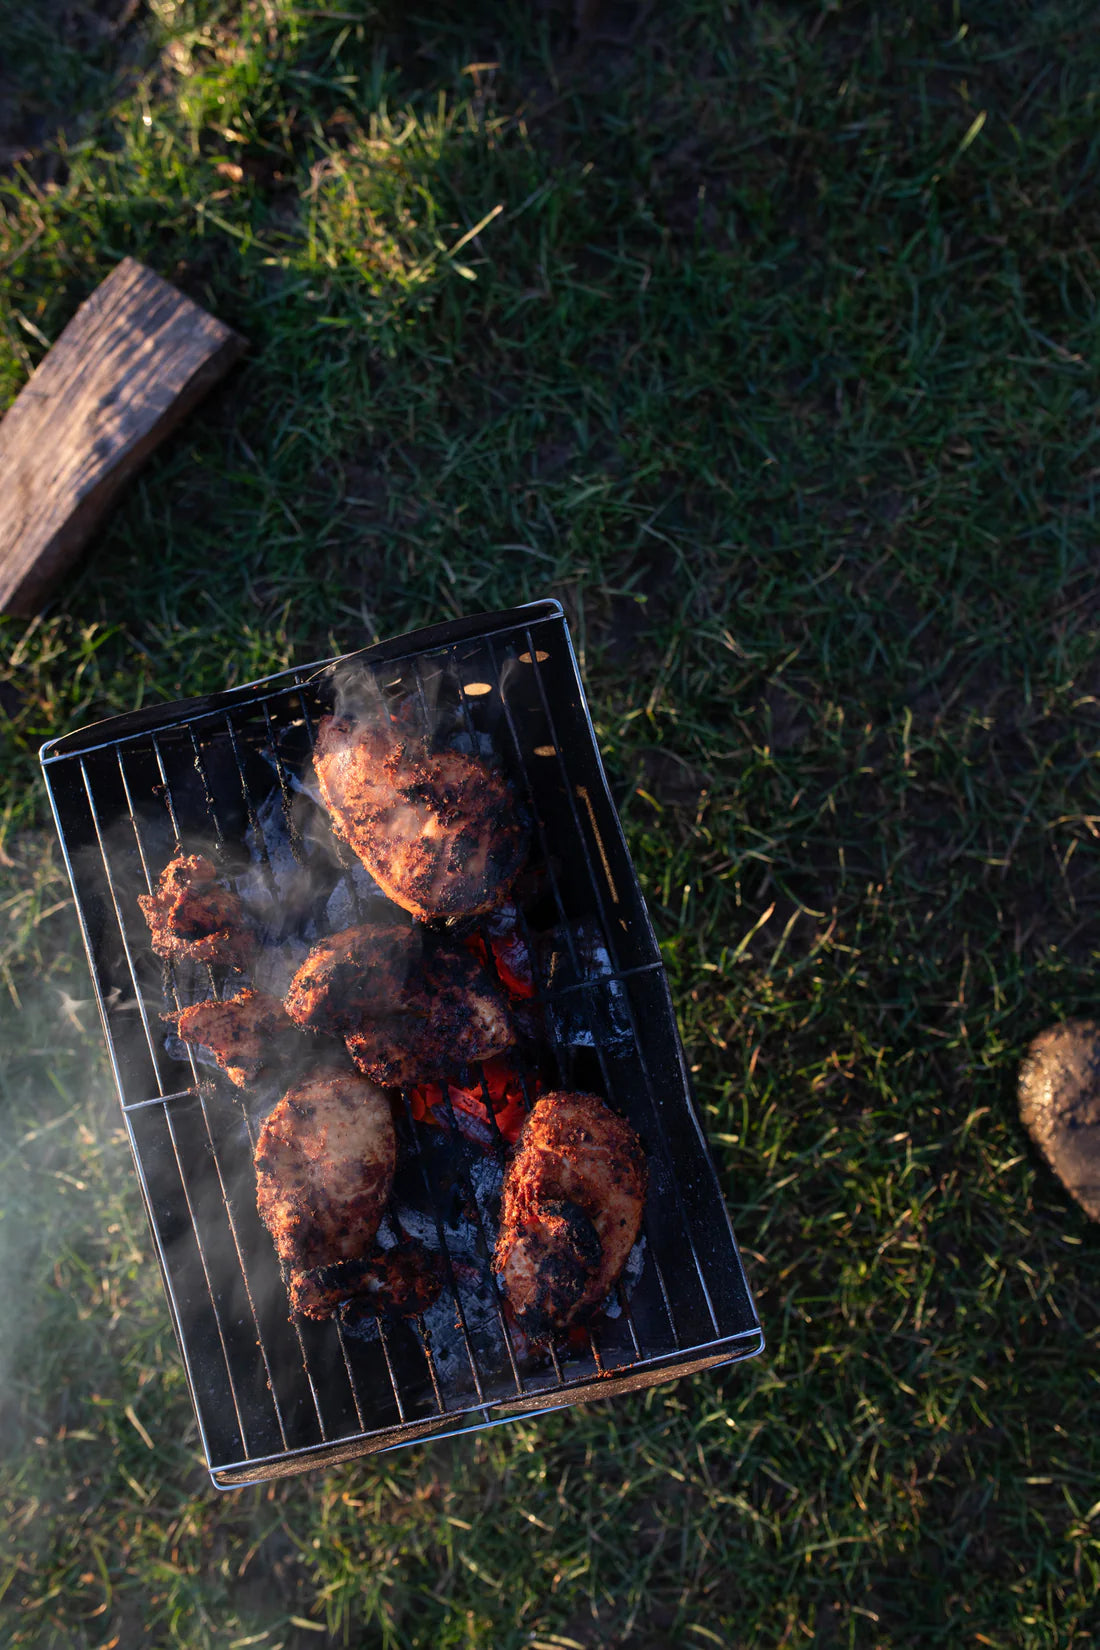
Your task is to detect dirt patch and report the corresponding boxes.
[0,0,143,171]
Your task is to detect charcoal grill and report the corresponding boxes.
[40,600,763,1488]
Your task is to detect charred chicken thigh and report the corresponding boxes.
[313,716,528,919]
[138,853,252,970]
[284,923,418,1036]
[345,945,515,1088]
[285,924,515,1087]
[173,989,298,1087]
[307,1241,443,1322]
[254,1069,396,1320]
[494,1091,647,1335]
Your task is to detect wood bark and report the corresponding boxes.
[0,257,244,616]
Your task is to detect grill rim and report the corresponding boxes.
[41,600,764,1488]
[39,601,566,765]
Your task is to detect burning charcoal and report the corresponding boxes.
[546,976,633,1055]
[410,1057,535,1148]
[1019,1019,1100,1219]
[460,901,536,1001]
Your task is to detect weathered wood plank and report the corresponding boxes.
[0,257,244,617]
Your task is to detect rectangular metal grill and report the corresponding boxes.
[41,600,763,1488]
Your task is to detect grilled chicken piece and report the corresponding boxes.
[254,1070,396,1321]
[344,946,515,1088]
[285,924,515,1086]
[313,715,528,919]
[285,923,418,1036]
[138,853,252,970]
[304,1242,444,1323]
[494,1091,647,1335]
[172,989,297,1087]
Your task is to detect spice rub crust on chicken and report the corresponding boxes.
[494,1091,647,1336]
[313,715,529,920]
[345,945,515,1088]
[284,923,419,1036]
[285,924,515,1088]
[138,853,252,970]
[254,1070,396,1320]
[173,989,297,1088]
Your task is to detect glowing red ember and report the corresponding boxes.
[409,1056,538,1145]
[462,901,536,1000]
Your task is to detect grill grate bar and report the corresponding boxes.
[373,1322,405,1424]
[261,699,306,865]
[485,638,682,1354]
[127,739,293,1454]
[414,1317,446,1412]
[79,757,256,1455]
[121,1087,198,1112]
[78,760,167,1094]
[186,722,350,1442]
[519,630,722,1343]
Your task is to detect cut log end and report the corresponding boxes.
[0,257,245,617]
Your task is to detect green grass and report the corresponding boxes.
[5,0,1100,1643]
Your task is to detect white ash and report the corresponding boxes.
[323,860,391,931]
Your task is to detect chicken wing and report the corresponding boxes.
[494,1090,647,1335]
[313,716,528,919]
[254,1069,396,1320]
[173,989,298,1087]
[138,853,252,970]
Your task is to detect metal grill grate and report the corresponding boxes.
[41,601,763,1488]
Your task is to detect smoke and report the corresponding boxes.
[320,650,510,763]
[0,832,181,1473]
[17,648,652,1477]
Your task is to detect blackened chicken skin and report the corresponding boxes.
[172,989,297,1088]
[313,716,528,920]
[284,924,417,1037]
[301,1241,443,1322]
[138,853,252,970]
[254,1070,396,1320]
[285,925,515,1087]
[494,1091,647,1336]
[344,946,515,1089]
